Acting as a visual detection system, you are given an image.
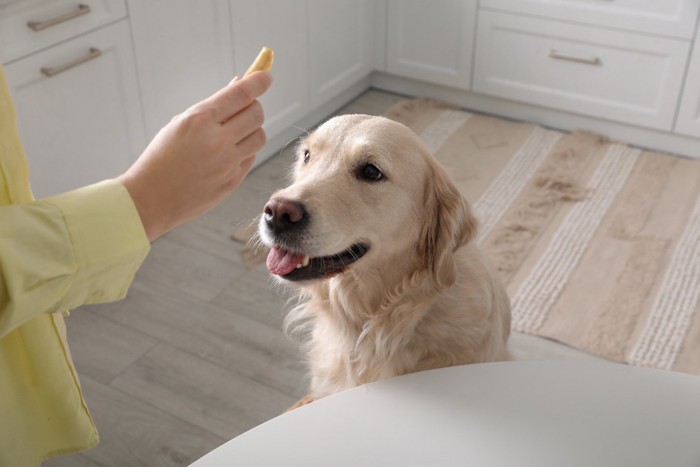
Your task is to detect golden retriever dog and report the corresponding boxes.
[258,114,511,409]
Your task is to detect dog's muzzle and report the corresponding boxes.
[261,197,370,281]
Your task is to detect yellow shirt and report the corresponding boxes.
[0,67,150,465]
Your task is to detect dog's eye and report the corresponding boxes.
[358,163,384,182]
[303,149,310,164]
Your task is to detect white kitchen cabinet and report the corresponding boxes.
[308,0,375,108]
[4,20,145,199]
[473,11,690,131]
[386,0,476,90]
[480,0,700,40]
[230,0,309,141]
[128,0,234,139]
[675,31,700,138]
[373,0,700,158]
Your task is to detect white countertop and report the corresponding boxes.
[191,361,700,467]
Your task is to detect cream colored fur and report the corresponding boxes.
[260,115,511,405]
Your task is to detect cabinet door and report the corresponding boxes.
[308,0,375,108]
[230,0,309,141]
[386,0,476,90]
[4,20,145,199]
[675,32,700,138]
[128,0,234,139]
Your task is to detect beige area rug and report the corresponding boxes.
[236,99,700,377]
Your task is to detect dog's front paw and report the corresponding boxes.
[287,394,315,412]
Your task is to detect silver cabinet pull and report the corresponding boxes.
[549,49,602,66]
[27,3,91,31]
[41,47,102,77]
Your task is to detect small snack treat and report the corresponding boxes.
[244,46,274,77]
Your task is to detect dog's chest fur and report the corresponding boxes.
[297,256,509,399]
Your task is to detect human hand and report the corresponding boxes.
[118,71,272,241]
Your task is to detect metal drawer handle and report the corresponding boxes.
[41,47,102,77]
[549,49,602,66]
[27,3,91,31]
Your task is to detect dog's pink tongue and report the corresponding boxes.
[266,246,304,275]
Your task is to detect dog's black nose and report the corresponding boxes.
[263,198,308,234]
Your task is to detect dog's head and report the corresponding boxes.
[259,114,477,287]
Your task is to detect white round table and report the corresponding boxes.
[191,361,700,466]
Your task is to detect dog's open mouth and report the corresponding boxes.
[266,243,370,281]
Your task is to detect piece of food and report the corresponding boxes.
[243,46,274,77]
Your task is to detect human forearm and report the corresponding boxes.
[0,180,149,338]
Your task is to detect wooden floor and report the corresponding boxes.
[45,90,406,466]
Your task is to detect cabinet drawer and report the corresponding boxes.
[473,11,690,131]
[4,19,145,198]
[1,0,126,63]
[480,0,700,40]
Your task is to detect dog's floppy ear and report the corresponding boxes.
[418,159,478,289]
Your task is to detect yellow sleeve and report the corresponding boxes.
[0,179,150,338]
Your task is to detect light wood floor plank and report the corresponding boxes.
[64,307,159,384]
[111,343,297,439]
[136,236,247,302]
[50,376,226,467]
[92,279,308,397]
[44,451,106,467]
[211,263,291,330]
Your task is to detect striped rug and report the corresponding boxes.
[384,99,700,377]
